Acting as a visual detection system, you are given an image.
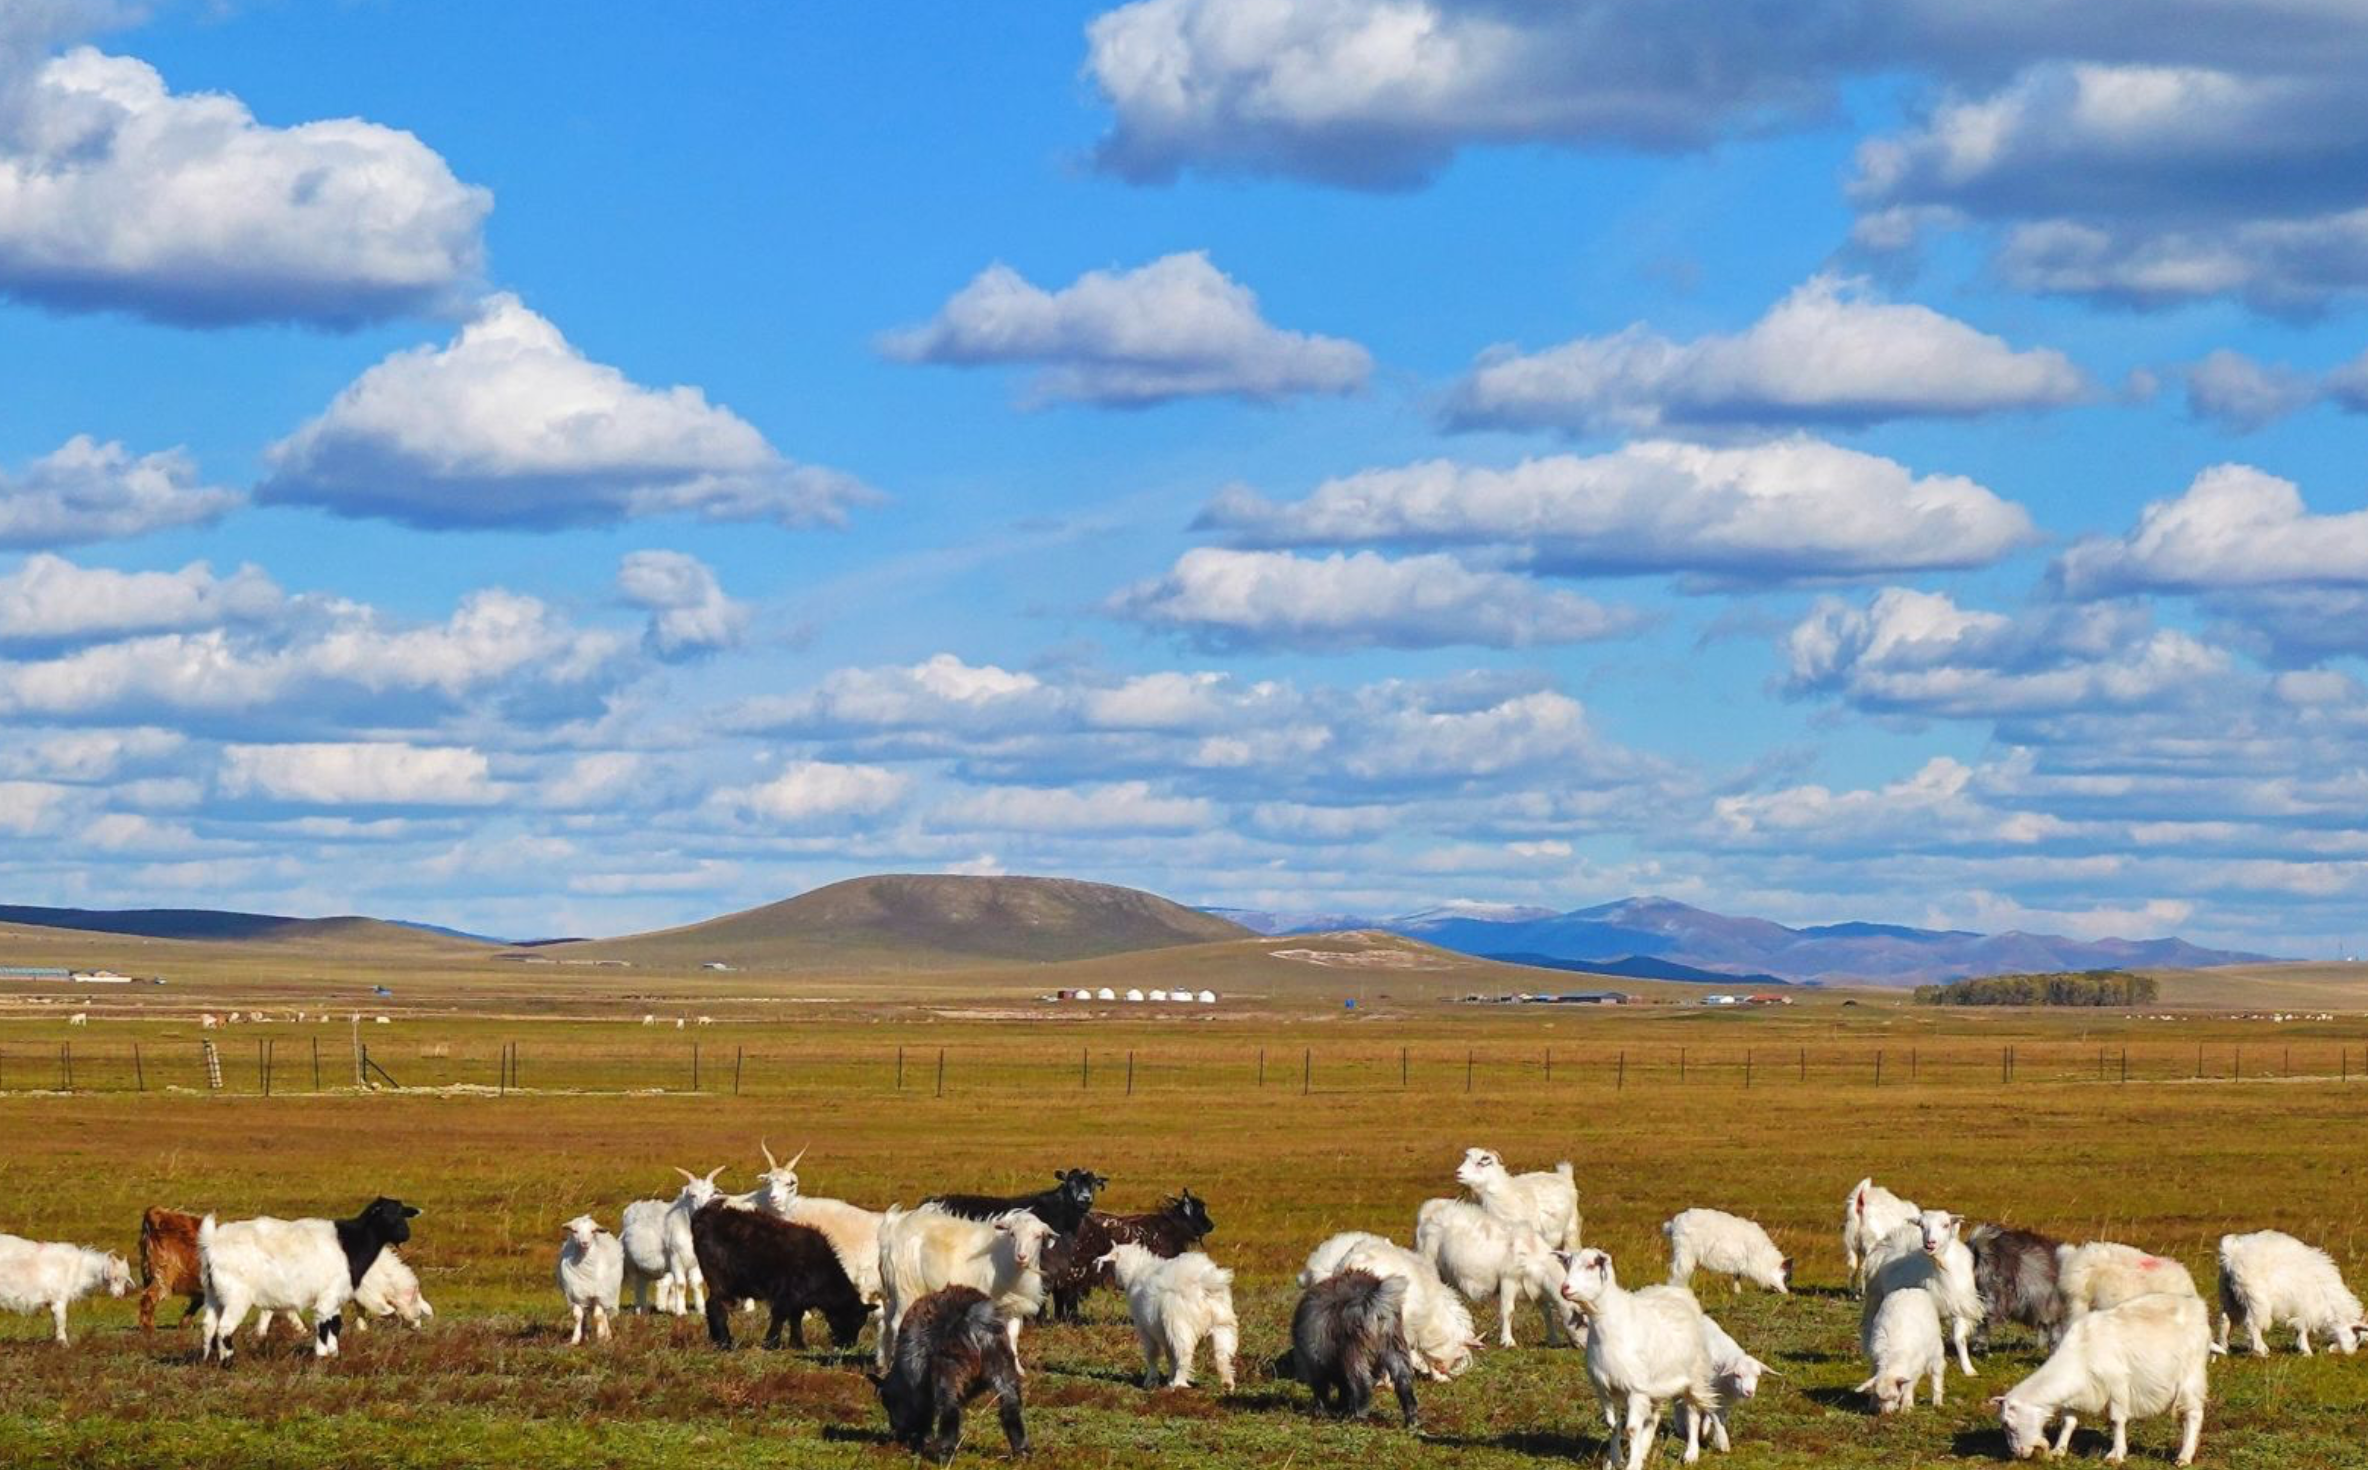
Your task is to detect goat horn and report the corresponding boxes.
[761,1139,778,1170]
[703,1166,725,1183]
[787,1144,808,1171]
[674,1166,696,1184]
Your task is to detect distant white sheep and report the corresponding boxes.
[1665,1208,1791,1295]
[1457,1148,1580,1250]
[557,1215,624,1345]
[1103,1243,1239,1390]
[1413,1197,1573,1347]
[2058,1241,2201,1329]
[67,1012,85,1026]
[1997,1291,2210,1466]
[1859,1284,1947,1413]
[875,1205,1054,1371]
[0,1233,131,1343]
[1862,1212,1981,1376]
[2215,1229,2365,1356]
[1557,1247,1718,1470]
[1842,1178,1919,1296]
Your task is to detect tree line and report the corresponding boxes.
[1912,970,2160,1007]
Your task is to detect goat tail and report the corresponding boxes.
[1554,1161,1574,1180]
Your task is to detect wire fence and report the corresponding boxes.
[3,1036,2367,1097]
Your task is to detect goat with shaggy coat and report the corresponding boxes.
[1414,1197,1574,1347]
[1557,1247,1719,1470]
[619,1196,680,1313]
[749,1143,886,1310]
[1304,1233,1480,1380]
[1044,1189,1215,1321]
[875,1206,1054,1371]
[874,1284,1028,1464]
[1861,1211,1981,1376]
[2216,1229,2367,1356]
[1457,1148,1580,1250]
[1675,1312,1770,1454]
[1103,1243,1238,1390]
[557,1215,624,1345]
[138,1207,205,1332]
[1279,1269,1421,1427]
[1968,1224,2066,1349]
[691,1201,869,1351]
[1665,1208,1791,1295]
[2058,1241,2200,1330]
[197,1196,419,1364]
[0,1233,131,1343]
[1859,1284,1948,1414]
[1996,1292,2210,1465]
[1842,1178,1920,1296]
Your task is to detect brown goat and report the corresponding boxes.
[1045,1190,1216,1321]
[139,1207,205,1332]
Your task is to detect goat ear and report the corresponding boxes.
[1987,1395,2007,1407]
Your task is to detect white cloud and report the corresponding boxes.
[881,252,1369,406]
[2054,464,2368,597]
[716,760,910,825]
[219,742,499,806]
[933,780,1214,833]
[2180,349,2320,432]
[260,294,875,530]
[1201,438,2036,583]
[0,554,280,645]
[1107,546,1638,650]
[1445,276,2089,436]
[0,436,237,546]
[617,550,748,660]
[0,44,488,325]
[537,752,647,812]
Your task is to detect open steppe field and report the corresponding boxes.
[5,979,2368,1468]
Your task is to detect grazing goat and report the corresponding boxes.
[1679,1312,1770,1454]
[1299,1230,1395,1289]
[1859,1284,1947,1414]
[253,1250,432,1339]
[1843,1177,1920,1296]
[1556,1247,1718,1470]
[1044,1189,1216,1321]
[1304,1233,1480,1380]
[1664,1208,1792,1295]
[1457,1148,1580,1250]
[1968,1224,2066,1349]
[1277,1269,1421,1427]
[197,1196,419,1364]
[0,1233,131,1343]
[876,1206,1054,1371]
[2215,1229,2367,1356]
[1862,1212,1981,1376]
[2058,1241,2200,1330]
[690,1200,869,1350]
[926,1167,1106,1235]
[751,1142,886,1309]
[873,1285,1028,1463]
[619,1197,678,1313]
[1996,1291,2210,1466]
[1414,1197,1574,1347]
[1102,1243,1238,1390]
[138,1206,205,1331]
[557,1215,624,1345]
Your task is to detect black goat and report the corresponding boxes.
[1967,1223,2067,1349]
[1273,1269,1420,1427]
[927,1167,1106,1235]
[873,1284,1027,1464]
[1044,1189,1217,1321]
[690,1201,869,1351]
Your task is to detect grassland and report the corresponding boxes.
[6,941,2368,1468]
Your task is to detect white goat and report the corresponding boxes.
[1299,1230,1396,1289]
[1859,1284,1948,1414]
[254,1250,432,1338]
[1320,1234,1482,1380]
[0,1234,131,1343]
[2215,1229,2365,1356]
[1557,1247,1718,1470]
[1996,1291,2210,1466]
[1415,1197,1575,1347]
[1843,1177,1920,1296]
[874,1205,1053,1371]
[752,1142,885,1307]
[1103,1242,1239,1390]
[1862,1211,1981,1375]
[2058,1241,2201,1329]
[660,1166,725,1318]
[557,1215,624,1345]
[1457,1148,1580,1249]
[618,1197,679,1313]
[1677,1312,1770,1454]
[1665,1209,1791,1295]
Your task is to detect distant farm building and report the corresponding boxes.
[1195,989,1217,1003]
[1701,993,1742,1006]
[1096,987,1116,1001]
[1124,989,1145,1002]
[70,970,133,984]
[1148,989,1168,1002]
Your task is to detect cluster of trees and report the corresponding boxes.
[1913,970,2161,1008]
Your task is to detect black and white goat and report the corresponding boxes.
[926,1168,1106,1235]
[197,1196,420,1364]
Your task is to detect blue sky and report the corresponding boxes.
[4,0,2368,950]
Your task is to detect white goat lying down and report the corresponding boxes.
[0,1233,132,1343]
[1103,1243,1239,1390]
[2215,1229,2367,1356]
[1414,1197,1574,1347]
[1556,1247,1718,1470]
[1457,1148,1581,1250]
[1996,1291,2211,1466]
[1301,1231,1481,1380]
[1665,1208,1791,1295]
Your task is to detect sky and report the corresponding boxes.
[3,0,2367,950]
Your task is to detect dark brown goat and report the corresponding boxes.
[138,1206,204,1332]
[873,1284,1028,1464]
[1967,1222,2067,1349]
[690,1202,870,1351]
[1044,1189,1216,1321]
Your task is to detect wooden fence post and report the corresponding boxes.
[1257,1048,1264,1087]
[257,1039,267,1095]
[311,1038,320,1092]
[935,1047,945,1097]
[1744,1049,1752,1088]
[1875,1050,1883,1086]
[1799,1047,1806,1083]
[734,1046,744,1096]
[1617,1051,1626,1090]
[59,1041,71,1092]
[1301,1048,1311,1096]
[133,1042,144,1092]
[1910,1047,1918,1082]
[1401,1047,1409,1088]
[897,1046,905,1090]
[1465,1050,1474,1093]
[1127,1051,1135,1096]
[1679,1047,1687,1083]
[1082,1048,1090,1090]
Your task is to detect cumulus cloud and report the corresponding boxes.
[933,780,1213,833]
[2180,349,2321,432]
[260,295,875,530]
[880,252,1369,406]
[0,554,280,646]
[1445,276,2090,436]
[713,760,910,825]
[2054,464,2368,598]
[1200,438,2036,584]
[617,550,748,660]
[218,742,499,806]
[1107,547,1639,651]
[0,44,488,325]
[0,436,238,546]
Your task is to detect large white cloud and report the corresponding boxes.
[2054,464,2368,597]
[932,780,1214,834]
[1200,438,2037,583]
[0,554,281,646]
[1445,276,2090,436]
[218,742,499,806]
[260,295,875,530]
[879,252,1370,406]
[712,760,910,825]
[0,436,238,546]
[1107,546,1639,650]
[0,45,488,326]
[617,550,748,661]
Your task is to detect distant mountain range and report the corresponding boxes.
[1203,895,2278,986]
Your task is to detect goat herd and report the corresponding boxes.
[1,1145,2359,1466]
